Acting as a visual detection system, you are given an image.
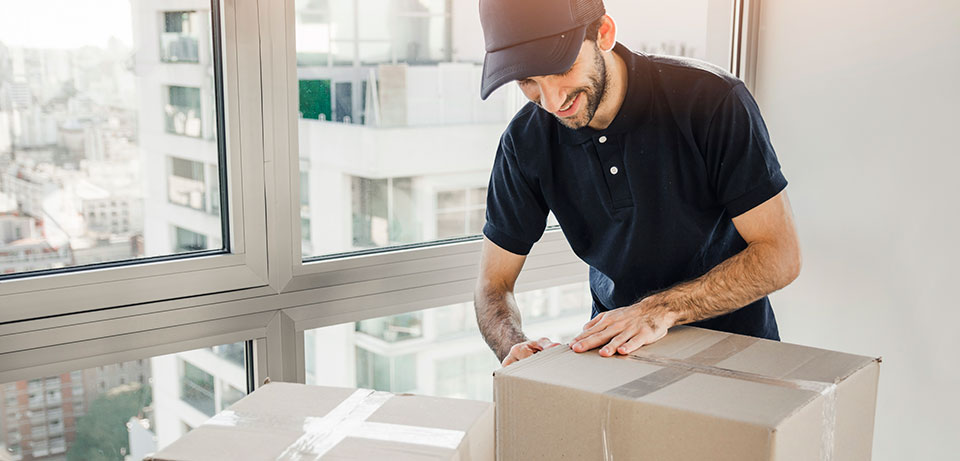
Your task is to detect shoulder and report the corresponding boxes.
[642,54,754,138]
[646,54,742,97]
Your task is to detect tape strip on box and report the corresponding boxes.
[205,388,466,460]
[602,335,838,461]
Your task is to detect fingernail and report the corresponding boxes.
[601,347,609,355]
[572,342,580,351]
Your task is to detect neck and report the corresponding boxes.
[587,47,628,130]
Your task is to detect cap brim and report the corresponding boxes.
[480,25,588,100]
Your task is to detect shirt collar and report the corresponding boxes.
[557,43,651,146]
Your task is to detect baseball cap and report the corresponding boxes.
[479,0,606,100]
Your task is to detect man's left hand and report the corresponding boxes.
[571,297,677,357]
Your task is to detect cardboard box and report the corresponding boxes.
[495,326,880,461]
[147,382,494,460]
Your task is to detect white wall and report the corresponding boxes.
[754,1,959,458]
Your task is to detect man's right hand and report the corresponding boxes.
[501,337,560,367]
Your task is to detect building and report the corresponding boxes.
[132,1,220,259]
[0,373,84,461]
[150,345,245,450]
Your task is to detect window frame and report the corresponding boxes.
[0,0,760,405]
[0,0,270,324]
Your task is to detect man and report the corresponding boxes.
[474,0,802,367]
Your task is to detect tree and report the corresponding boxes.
[66,384,152,461]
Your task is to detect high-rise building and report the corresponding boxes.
[0,373,83,461]
[133,1,220,259]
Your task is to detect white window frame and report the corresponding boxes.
[0,0,271,324]
[0,0,760,395]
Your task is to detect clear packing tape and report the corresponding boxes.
[601,335,839,461]
[205,388,468,460]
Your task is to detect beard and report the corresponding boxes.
[554,43,608,130]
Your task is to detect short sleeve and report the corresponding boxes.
[482,134,549,255]
[705,83,787,217]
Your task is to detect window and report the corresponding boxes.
[168,157,206,211]
[165,86,204,138]
[356,312,423,342]
[295,0,521,259]
[436,187,486,239]
[179,361,214,416]
[0,0,248,306]
[1,5,746,460]
[435,352,500,401]
[161,11,201,63]
[49,435,66,454]
[219,383,244,410]
[172,226,209,252]
[293,0,734,260]
[211,343,245,368]
[1,343,249,459]
[355,347,417,393]
[305,282,591,399]
[297,0,451,66]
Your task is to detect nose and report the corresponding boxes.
[538,83,568,114]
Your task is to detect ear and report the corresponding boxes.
[597,15,616,52]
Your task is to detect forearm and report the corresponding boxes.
[474,283,528,362]
[649,240,801,326]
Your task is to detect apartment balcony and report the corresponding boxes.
[180,379,215,417]
[161,34,200,63]
[298,119,504,179]
[47,423,64,437]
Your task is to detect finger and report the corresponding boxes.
[600,331,633,357]
[501,344,536,367]
[573,312,606,342]
[616,332,653,355]
[536,337,559,350]
[574,316,611,343]
[571,327,617,353]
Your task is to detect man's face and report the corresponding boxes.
[517,41,607,130]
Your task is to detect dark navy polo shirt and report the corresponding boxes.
[482,43,786,340]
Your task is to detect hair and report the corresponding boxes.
[583,16,605,44]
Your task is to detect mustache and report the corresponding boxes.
[537,89,586,111]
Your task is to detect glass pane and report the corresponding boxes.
[0,341,247,461]
[296,0,733,259]
[0,0,226,278]
[304,281,591,401]
[606,0,733,68]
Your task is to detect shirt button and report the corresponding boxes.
[599,136,608,143]
[609,166,619,175]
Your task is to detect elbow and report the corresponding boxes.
[780,241,802,288]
